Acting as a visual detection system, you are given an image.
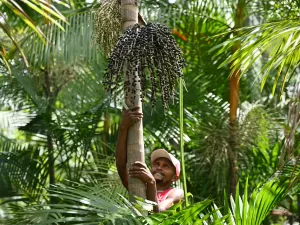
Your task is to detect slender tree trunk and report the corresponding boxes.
[297,194,300,223]
[289,198,293,225]
[228,66,239,196]
[103,111,110,155]
[43,2,55,194]
[121,0,147,200]
[46,118,56,205]
[44,70,56,204]
[228,0,245,197]
[47,134,55,186]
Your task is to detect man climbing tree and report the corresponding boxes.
[95,0,186,207]
[116,107,184,213]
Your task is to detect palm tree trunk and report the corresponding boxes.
[103,110,110,155]
[44,70,56,204]
[297,194,300,223]
[228,0,245,197]
[289,198,294,225]
[47,134,55,186]
[121,0,147,200]
[228,67,239,197]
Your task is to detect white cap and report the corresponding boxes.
[150,149,180,177]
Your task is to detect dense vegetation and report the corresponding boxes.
[0,0,299,224]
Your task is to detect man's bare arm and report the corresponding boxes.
[115,107,143,189]
[128,161,160,212]
[158,189,184,212]
[128,162,184,213]
[116,123,129,189]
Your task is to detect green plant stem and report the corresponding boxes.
[180,77,188,205]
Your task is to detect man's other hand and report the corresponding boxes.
[121,107,143,129]
[128,161,155,184]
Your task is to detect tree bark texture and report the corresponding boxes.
[228,0,245,197]
[121,0,147,200]
[121,0,139,31]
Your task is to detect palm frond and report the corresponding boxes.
[140,0,233,29]
[0,65,37,113]
[186,95,283,203]
[7,182,142,225]
[22,11,104,68]
[214,20,300,94]
[5,180,227,225]
[0,140,48,198]
[55,65,106,114]
[225,162,300,225]
[0,0,69,72]
[0,13,29,67]
[146,199,226,224]
[1,0,67,39]
[0,111,35,129]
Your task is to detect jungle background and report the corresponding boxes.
[0,0,300,224]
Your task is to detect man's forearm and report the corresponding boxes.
[147,182,159,213]
[116,124,129,188]
[116,107,142,189]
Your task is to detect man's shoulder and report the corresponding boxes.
[168,188,184,200]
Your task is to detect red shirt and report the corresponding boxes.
[157,188,175,203]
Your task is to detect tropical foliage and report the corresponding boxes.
[0,0,68,71]
[0,0,300,224]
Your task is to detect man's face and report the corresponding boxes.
[151,157,177,184]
